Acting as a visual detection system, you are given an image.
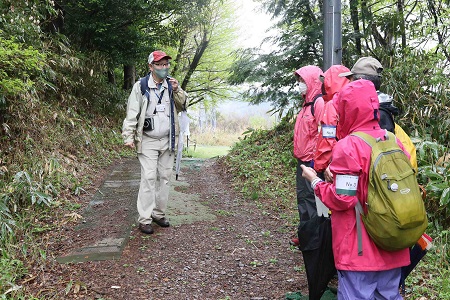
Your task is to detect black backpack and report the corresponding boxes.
[378,102,399,133]
[377,92,399,133]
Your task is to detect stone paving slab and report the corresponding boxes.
[57,157,216,264]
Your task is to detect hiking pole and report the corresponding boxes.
[176,111,190,180]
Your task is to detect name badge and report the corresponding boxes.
[335,174,358,196]
[156,104,165,112]
[322,125,337,138]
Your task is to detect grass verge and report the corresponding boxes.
[184,145,230,159]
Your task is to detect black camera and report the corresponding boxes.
[143,117,154,131]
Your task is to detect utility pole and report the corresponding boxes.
[323,0,342,70]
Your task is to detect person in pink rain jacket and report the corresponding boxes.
[301,79,410,299]
[293,65,325,250]
[293,65,331,299]
[314,65,350,175]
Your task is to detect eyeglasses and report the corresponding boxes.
[153,62,170,67]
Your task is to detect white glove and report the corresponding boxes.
[315,195,330,217]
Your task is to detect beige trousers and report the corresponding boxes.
[137,135,174,224]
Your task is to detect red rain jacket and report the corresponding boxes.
[293,66,324,161]
[314,65,350,172]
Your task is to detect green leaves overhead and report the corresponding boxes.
[60,0,181,66]
[167,0,240,107]
[59,0,239,107]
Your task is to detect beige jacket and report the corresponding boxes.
[122,75,187,153]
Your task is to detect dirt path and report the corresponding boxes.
[24,158,308,299]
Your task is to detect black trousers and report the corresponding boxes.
[296,160,336,299]
[296,159,323,251]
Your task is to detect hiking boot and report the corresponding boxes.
[139,223,154,234]
[289,237,300,247]
[152,217,170,227]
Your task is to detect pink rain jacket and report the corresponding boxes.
[293,66,325,161]
[314,65,350,172]
[315,80,410,271]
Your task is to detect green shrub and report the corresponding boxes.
[0,36,46,96]
[383,50,450,145]
[220,118,297,218]
[0,254,27,296]
[416,140,450,228]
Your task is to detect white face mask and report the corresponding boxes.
[298,82,308,95]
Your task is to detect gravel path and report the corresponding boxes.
[23,158,307,299]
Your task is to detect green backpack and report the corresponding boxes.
[351,131,427,254]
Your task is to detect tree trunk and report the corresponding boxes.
[397,0,406,52]
[427,0,450,62]
[349,0,361,55]
[107,70,115,85]
[181,30,209,91]
[172,34,186,75]
[49,1,64,33]
[123,65,135,90]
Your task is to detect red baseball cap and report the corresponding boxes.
[148,50,172,64]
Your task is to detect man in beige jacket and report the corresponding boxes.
[122,50,187,234]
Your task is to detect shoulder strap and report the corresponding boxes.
[355,201,364,256]
[140,74,151,99]
[140,75,173,112]
[351,134,369,256]
[166,77,173,100]
[167,77,176,152]
[351,129,396,256]
[351,131,377,257]
[303,94,322,117]
[351,130,392,147]
[351,131,376,146]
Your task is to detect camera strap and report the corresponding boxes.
[167,78,175,152]
[152,89,165,114]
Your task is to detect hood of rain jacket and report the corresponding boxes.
[333,79,380,140]
[293,66,324,161]
[322,65,350,102]
[294,66,324,105]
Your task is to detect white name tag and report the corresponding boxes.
[322,125,337,138]
[156,104,165,112]
[335,174,358,196]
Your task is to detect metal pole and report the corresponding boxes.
[323,0,342,70]
[323,0,333,70]
[333,0,342,65]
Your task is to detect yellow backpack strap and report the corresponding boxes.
[355,201,364,256]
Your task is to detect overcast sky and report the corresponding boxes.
[217,1,278,115]
[234,0,276,49]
